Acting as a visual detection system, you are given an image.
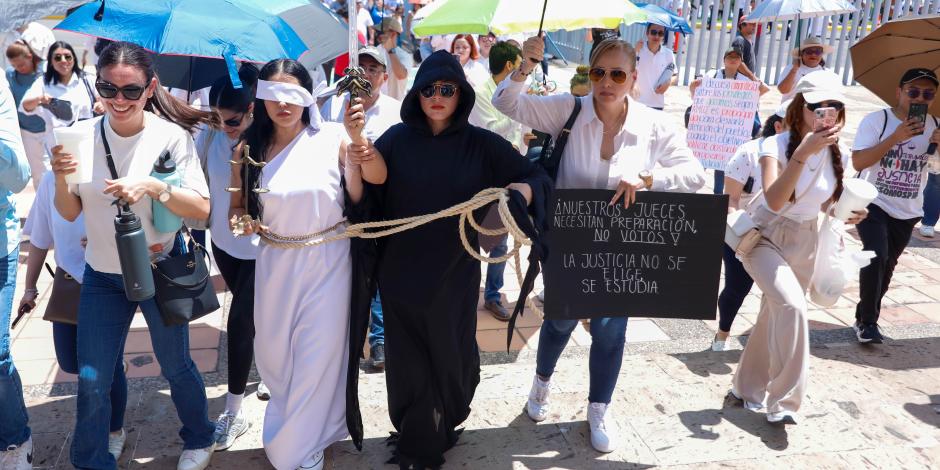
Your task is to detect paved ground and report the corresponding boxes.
[12,73,940,469]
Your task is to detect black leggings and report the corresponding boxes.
[212,242,256,396]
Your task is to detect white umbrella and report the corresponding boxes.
[0,0,86,32]
[747,0,856,21]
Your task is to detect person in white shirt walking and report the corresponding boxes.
[469,41,523,321]
[851,68,940,344]
[776,37,833,102]
[633,24,677,110]
[374,17,410,101]
[493,37,705,453]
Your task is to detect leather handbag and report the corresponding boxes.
[151,233,220,326]
[42,264,81,325]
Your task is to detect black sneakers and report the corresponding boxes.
[371,343,386,370]
[855,322,884,344]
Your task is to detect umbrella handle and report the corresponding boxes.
[530,0,548,64]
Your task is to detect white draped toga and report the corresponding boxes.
[253,123,351,469]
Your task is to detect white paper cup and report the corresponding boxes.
[53,127,95,184]
[832,179,878,221]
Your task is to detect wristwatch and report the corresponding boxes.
[638,170,653,189]
[158,183,172,203]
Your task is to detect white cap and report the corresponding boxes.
[793,70,846,104]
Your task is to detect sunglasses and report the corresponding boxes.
[805,101,844,111]
[802,47,824,56]
[905,88,936,100]
[95,80,147,100]
[222,114,244,128]
[589,67,629,84]
[53,54,73,62]
[419,83,458,98]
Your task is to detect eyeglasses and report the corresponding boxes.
[53,54,73,62]
[802,47,824,56]
[805,101,844,111]
[589,67,629,84]
[905,87,936,100]
[362,65,386,76]
[419,83,458,98]
[647,29,666,37]
[95,80,147,100]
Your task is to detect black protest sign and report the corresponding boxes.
[543,189,728,321]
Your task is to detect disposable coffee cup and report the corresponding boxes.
[832,179,878,221]
[53,126,94,184]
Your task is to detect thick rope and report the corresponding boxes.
[255,188,542,315]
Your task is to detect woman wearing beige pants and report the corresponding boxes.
[730,70,867,424]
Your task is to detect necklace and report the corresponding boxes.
[601,104,627,135]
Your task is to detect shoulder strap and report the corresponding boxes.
[552,96,581,158]
[81,73,96,110]
[879,108,888,141]
[99,119,120,180]
[745,145,828,218]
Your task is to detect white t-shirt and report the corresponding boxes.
[853,108,939,220]
[70,113,210,275]
[462,59,489,88]
[760,131,849,221]
[196,128,259,260]
[777,63,825,102]
[320,93,402,142]
[725,137,763,194]
[635,44,676,109]
[23,172,87,281]
[356,7,374,39]
[20,72,99,135]
[705,69,748,81]
[380,47,411,100]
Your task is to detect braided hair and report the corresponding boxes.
[782,94,845,202]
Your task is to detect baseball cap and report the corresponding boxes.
[358,46,387,67]
[723,46,743,58]
[738,15,755,25]
[378,17,403,34]
[900,68,939,87]
[793,70,847,104]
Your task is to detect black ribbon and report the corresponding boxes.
[505,189,549,351]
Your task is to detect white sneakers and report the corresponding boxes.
[297,450,324,470]
[587,402,617,453]
[0,437,33,470]
[920,225,935,238]
[711,334,727,352]
[526,375,618,453]
[109,428,126,462]
[728,388,764,411]
[256,381,271,401]
[177,443,216,470]
[525,375,552,422]
[766,410,799,425]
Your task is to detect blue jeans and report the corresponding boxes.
[923,172,940,227]
[0,247,29,449]
[369,291,384,348]
[52,322,126,432]
[484,237,508,303]
[713,170,725,195]
[717,244,754,332]
[536,316,628,404]
[71,265,214,470]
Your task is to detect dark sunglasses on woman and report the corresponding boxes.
[223,114,244,128]
[420,83,458,98]
[53,53,73,62]
[589,67,628,84]
[95,80,147,100]
[805,101,845,111]
[647,29,666,37]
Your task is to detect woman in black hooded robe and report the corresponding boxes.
[343,50,552,468]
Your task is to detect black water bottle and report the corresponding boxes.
[114,203,155,301]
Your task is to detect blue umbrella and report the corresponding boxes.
[634,3,692,35]
[55,0,347,87]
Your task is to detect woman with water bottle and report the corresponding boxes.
[49,41,217,470]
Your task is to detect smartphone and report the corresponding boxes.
[909,103,928,136]
[743,176,755,194]
[10,304,31,329]
[813,107,838,132]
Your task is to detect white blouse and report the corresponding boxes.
[492,76,705,192]
[20,71,98,132]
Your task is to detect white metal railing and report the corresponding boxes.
[548,0,938,85]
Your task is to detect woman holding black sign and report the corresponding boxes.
[730,71,866,425]
[50,41,216,470]
[493,37,704,453]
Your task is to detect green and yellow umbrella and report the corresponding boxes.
[413,0,647,36]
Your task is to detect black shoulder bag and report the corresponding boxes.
[99,121,220,326]
[533,96,582,182]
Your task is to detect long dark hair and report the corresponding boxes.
[97,41,216,134]
[760,114,783,138]
[209,63,259,115]
[241,59,313,220]
[783,94,845,201]
[45,41,83,85]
